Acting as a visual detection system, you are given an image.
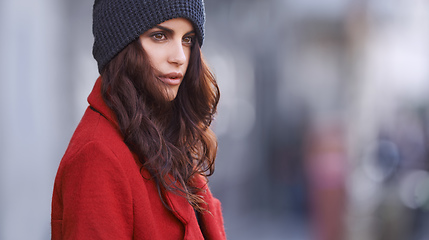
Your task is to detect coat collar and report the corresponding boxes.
[163,175,223,239]
[87,77,119,130]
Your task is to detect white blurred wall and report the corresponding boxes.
[0,0,96,239]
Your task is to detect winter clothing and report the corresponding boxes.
[92,0,206,73]
[51,78,226,239]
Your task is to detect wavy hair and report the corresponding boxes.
[100,39,219,212]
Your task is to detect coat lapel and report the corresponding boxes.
[165,175,226,239]
[162,177,205,239]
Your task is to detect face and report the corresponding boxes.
[139,18,195,101]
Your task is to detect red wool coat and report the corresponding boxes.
[51,78,226,239]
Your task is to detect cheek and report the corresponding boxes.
[140,40,162,67]
[145,48,164,68]
[185,49,192,65]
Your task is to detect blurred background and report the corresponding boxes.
[1,0,429,239]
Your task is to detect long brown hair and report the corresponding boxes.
[100,39,219,212]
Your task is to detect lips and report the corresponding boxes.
[158,72,183,86]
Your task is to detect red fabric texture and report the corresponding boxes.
[51,78,226,239]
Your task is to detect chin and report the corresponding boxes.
[165,88,179,101]
[166,92,178,101]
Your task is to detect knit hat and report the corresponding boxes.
[92,0,206,73]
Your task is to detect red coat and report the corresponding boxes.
[51,78,226,239]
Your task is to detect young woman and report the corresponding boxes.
[51,0,226,239]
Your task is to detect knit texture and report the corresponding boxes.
[92,0,206,73]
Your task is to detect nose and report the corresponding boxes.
[167,40,187,66]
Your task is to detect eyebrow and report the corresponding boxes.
[153,25,195,35]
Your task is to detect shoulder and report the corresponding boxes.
[52,141,136,239]
[58,107,136,179]
[64,107,130,159]
[57,141,127,187]
[54,137,138,207]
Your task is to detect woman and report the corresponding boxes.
[51,0,226,239]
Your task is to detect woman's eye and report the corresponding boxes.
[183,36,194,45]
[152,33,166,41]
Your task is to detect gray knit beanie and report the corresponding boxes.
[92,0,205,73]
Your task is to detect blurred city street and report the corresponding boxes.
[1,0,429,239]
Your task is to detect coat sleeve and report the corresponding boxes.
[53,141,133,240]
